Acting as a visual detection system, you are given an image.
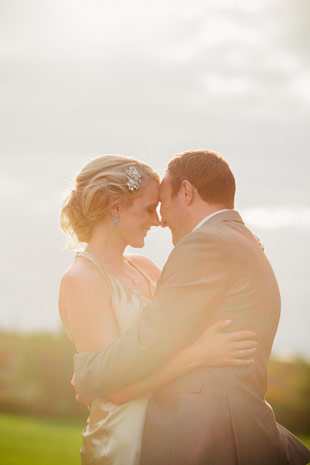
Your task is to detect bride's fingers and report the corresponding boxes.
[208,319,232,332]
[76,393,91,407]
[234,348,257,358]
[230,358,254,367]
[230,330,256,341]
[233,340,258,350]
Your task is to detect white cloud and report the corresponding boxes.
[205,74,251,95]
[243,207,310,230]
[290,72,310,104]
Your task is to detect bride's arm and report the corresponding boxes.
[127,254,161,282]
[108,320,256,405]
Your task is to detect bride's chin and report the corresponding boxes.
[129,238,145,249]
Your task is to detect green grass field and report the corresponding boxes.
[0,413,84,465]
[0,412,309,465]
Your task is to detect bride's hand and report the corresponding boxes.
[71,373,91,410]
[191,320,257,367]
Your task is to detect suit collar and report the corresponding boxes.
[195,209,244,231]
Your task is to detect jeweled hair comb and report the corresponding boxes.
[126,166,142,191]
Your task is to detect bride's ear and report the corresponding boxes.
[107,195,121,217]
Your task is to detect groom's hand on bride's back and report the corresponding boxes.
[190,320,257,367]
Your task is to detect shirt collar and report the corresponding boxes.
[192,209,232,232]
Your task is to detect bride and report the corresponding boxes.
[58,154,257,465]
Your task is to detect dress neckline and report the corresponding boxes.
[75,251,154,302]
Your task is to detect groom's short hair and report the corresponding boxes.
[167,150,236,209]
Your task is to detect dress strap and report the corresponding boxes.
[125,256,156,296]
[75,251,115,291]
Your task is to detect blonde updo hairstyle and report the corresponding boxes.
[61,155,159,244]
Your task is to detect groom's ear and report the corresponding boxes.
[180,180,194,206]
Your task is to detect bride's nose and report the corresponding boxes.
[160,217,167,228]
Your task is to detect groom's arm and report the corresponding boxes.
[74,231,227,401]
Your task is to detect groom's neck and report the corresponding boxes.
[190,202,228,231]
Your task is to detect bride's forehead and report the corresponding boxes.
[137,181,159,203]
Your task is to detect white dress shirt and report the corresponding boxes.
[192,209,231,232]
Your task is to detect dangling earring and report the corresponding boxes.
[112,213,119,228]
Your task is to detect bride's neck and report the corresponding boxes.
[86,227,127,269]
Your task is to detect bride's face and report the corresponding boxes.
[118,178,160,248]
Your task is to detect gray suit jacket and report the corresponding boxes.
[74,210,310,465]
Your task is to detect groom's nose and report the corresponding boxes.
[151,211,160,226]
[160,217,168,228]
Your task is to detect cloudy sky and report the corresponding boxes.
[0,0,309,357]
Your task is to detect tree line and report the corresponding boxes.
[0,330,309,433]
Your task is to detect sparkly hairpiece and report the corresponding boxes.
[126,166,142,191]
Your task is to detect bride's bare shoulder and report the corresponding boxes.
[58,258,117,352]
[128,255,161,282]
[59,257,109,297]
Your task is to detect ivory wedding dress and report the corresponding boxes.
[75,251,154,465]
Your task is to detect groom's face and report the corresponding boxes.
[159,175,189,245]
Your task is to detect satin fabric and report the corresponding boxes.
[76,251,153,465]
[81,396,149,465]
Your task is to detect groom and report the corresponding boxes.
[74,150,309,465]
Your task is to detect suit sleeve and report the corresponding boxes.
[74,231,227,401]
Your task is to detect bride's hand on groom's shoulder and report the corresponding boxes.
[191,320,257,368]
